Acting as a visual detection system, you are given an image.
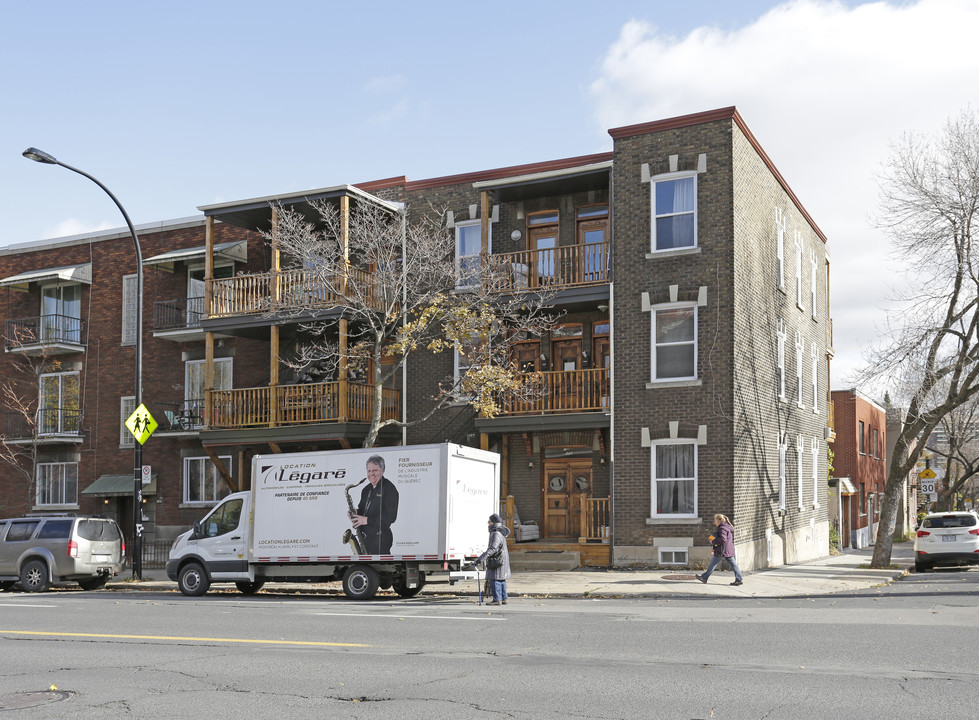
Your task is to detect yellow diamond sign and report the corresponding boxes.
[918,468,937,479]
[125,404,158,445]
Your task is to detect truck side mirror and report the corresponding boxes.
[192,520,203,539]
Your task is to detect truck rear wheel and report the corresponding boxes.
[342,565,379,600]
[235,580,266,595]
[178,562,210,596]
[393,572,426,598]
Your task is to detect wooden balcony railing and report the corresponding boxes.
[482,241,609,294]
[578,496,610,543]
[207,382,400,429]
[497,368,609,416]
[207,267,381,318]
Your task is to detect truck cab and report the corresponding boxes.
[166,492,259,595]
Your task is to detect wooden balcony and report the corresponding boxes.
[483,241,609,294]
[207,267,381,318]
[497,368,609,416]
[207,381,400,429]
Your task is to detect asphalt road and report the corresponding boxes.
[1,567,976,719]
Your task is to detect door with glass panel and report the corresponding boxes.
[186,358,232,428]
[38,372,80,435]
[577,205,608,284]
[527,211,558,287]
[41,284,81,344]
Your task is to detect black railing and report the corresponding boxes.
[151,398,205,432]
[1,408,83,439]
[141,540,172,570]
[153,297,204,331]
[5,315,84,349]
[37,407,83,435]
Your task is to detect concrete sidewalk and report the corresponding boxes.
[108,543,914,599]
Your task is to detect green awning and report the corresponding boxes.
[83,474,157,497]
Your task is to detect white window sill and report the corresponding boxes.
[646,378,702,389]
[646,516,701,525]
[33,504,80,512]
[179,502,219,509]
[646,246,700,260]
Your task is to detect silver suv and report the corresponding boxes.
[0,514,125,592]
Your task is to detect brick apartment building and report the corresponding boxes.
[830,389,887,549]
[0,106,834,571]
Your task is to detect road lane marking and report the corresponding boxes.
[311,612,504,621]
[0,604,57,609]
[0,630,368,647]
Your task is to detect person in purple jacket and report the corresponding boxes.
[696,513,744,586]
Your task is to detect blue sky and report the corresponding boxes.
[2,0,978,385]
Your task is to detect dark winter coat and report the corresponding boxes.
[711,521,736,557]
[477,522,511,581]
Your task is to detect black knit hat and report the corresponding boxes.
[489,513,503,524]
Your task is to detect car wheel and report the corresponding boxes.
[235,580,266,595]
[178,562,210,597]
[915,560,928,573]
[342,565,380,600]
[20,559,50,593]
[78,577,108,591]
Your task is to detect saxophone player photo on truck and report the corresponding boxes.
[347,455,400,554]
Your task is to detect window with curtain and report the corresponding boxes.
[183,456,233,504]
[651,305,697,380]
[455,220,490,289]
[38,371,80,435]
[652,443,696,516]
[652,174,697,251]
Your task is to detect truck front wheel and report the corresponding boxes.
[342,565,379,600]
[178,562,210,596]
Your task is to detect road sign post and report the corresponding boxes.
[126,405,158,579]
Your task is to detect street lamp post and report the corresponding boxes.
[22,147,144,580]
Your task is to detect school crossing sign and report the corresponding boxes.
[125,404,158,445]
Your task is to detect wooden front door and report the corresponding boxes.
[529,226,558,286]
[543,459,592,538]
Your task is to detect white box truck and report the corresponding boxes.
[166,443,498,599]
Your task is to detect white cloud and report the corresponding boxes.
[590,0,979,387]
[46,218,117,239]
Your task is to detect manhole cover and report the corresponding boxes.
[0,691,73,711]
[661,574,698,581]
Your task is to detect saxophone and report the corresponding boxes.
[342,478,369,554]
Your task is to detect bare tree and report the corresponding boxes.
[268,199,559,448]
[860,109,979,567]
[924,394,979,510]
[0,330,64,510]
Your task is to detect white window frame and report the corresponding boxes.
[120,395,135,448]
[811,343,819,414]
[775,208,786,290]
[796,435,805,510]
[122,274,137,346]
[650,171,698,253]
[651,441,698,519]
[795,233,803,308]
[658,547,689,566]
[455,219,491,289]
[183,455,233,505]
[795,333,804,408]
[778,435,787,512]
[776,325,786,401]
[809,248,818,319]
[811,437,821,509]
[35,461,78,507]
[650,303,698,382]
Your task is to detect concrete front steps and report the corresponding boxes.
[510,549,581,571]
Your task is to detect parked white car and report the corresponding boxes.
[913,511,979,573]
